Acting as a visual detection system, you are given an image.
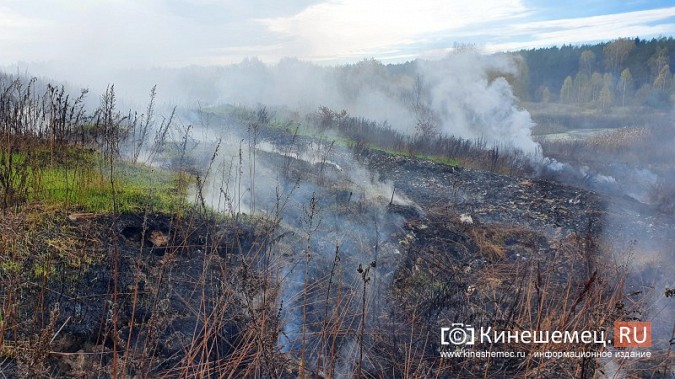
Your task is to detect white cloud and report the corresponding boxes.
[258,0,529,60]
[483,7,675,52]
[1,0,674,75]
[510,6,675,32]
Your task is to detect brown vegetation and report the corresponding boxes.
[1,75,669,378]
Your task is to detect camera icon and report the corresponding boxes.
[441,323,475,346]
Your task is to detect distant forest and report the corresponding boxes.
[513,37,675,108]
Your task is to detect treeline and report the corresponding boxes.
[516,37,675,108]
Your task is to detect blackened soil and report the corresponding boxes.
[0,209,278,378]
[363,150,605,237]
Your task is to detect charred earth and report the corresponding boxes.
[2,132,672,378]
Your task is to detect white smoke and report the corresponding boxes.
[22,52,544,158]
[416,51,540,156]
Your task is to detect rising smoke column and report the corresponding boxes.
[415,50,540,156]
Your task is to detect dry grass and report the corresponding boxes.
[380,209,641,378]
[0,77,665,379]
[587,127,650,151]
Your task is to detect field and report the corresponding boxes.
[0,76,673,378]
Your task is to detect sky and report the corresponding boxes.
[1,0,674,70]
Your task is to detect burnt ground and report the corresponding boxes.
[0,208,293,378]
[366,150,603,235]
[363,148,675,255]
[1,140,674,377]
[361,150,675,377]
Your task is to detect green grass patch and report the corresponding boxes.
[110,164,191,214]
[24,151,191,214]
